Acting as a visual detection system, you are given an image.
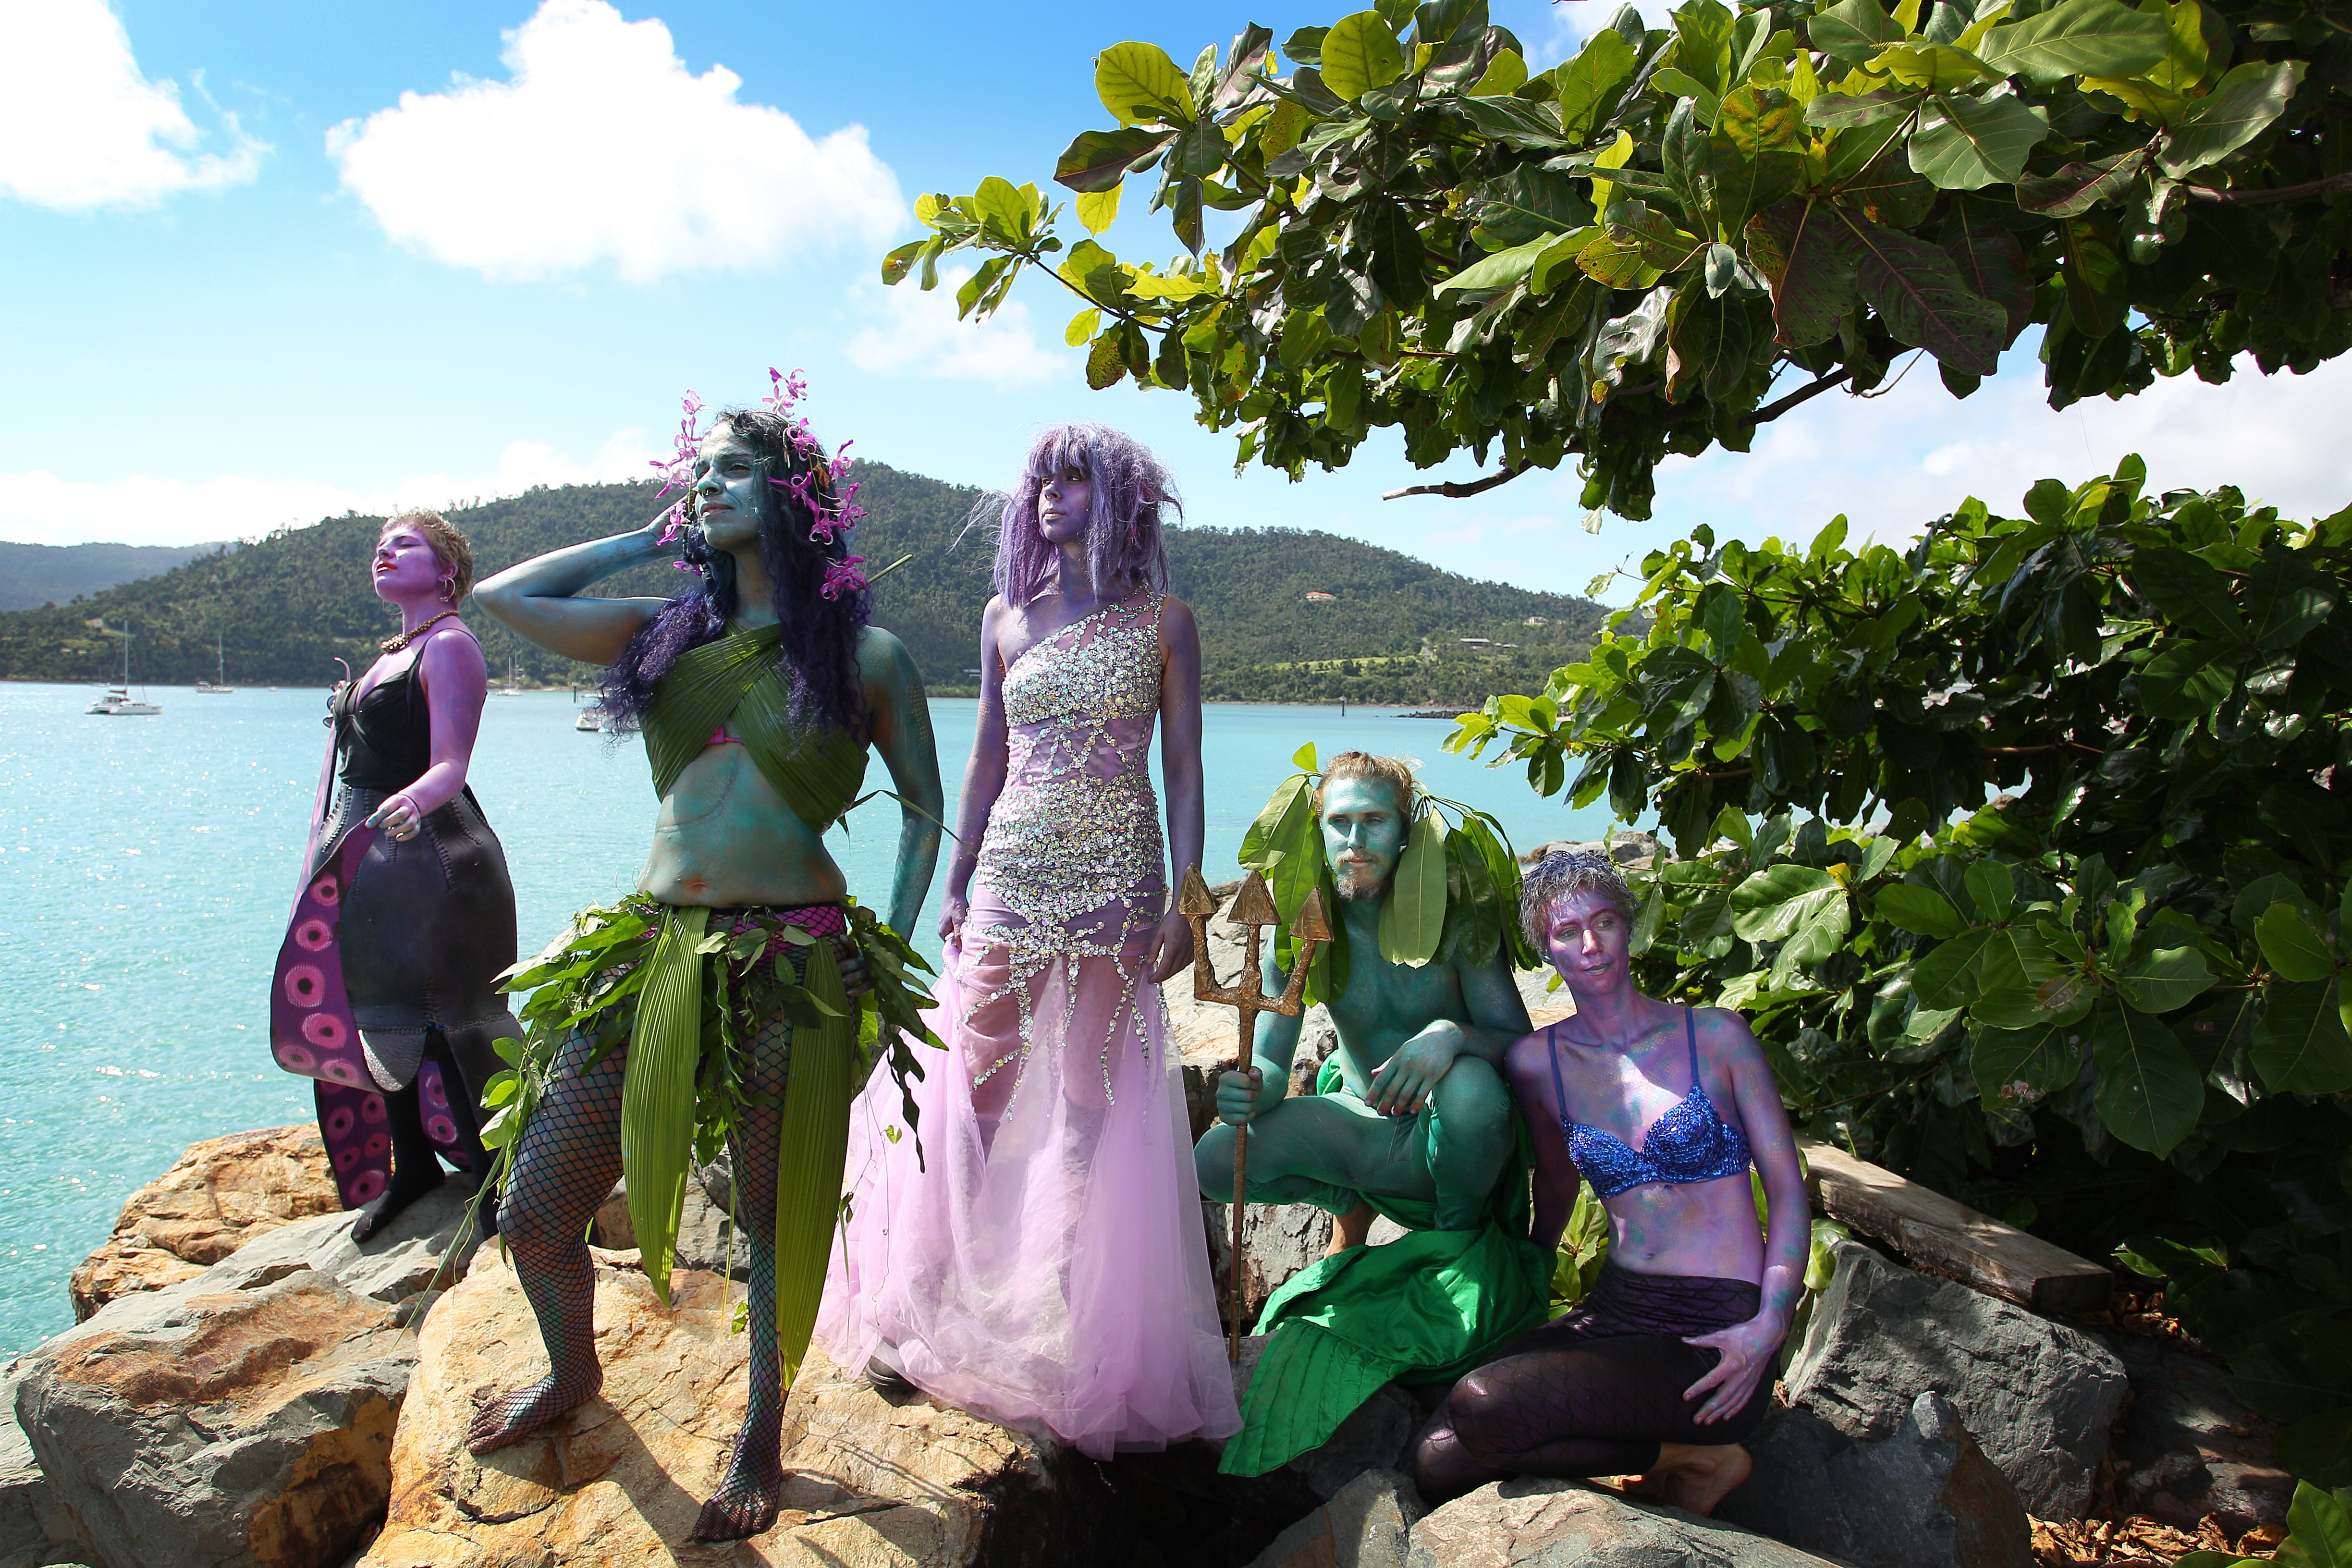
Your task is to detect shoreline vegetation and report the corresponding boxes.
[0,467,1601,708]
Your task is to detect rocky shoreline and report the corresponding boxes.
[0,896,2294,1567]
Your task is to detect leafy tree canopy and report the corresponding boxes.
[1452,456,2352,1479]
[892,0,2347,518]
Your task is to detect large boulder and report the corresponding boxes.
[366,1248,1086,1566]
[1248,1467,1421,1568]
[2098,1330,2292,1535]
[1405,1480,1839,1567]
[14,1181,482,1568]
[367,1246,1328,1568]
[1785,1241,2127,1520]
[1714,1392,2033,1568]
[0,1369,91,1568]
[68,1126,340,1320]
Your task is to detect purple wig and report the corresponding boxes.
[971,424,1179,605]
[601,406,870,736]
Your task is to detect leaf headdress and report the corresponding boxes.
[1239,743,1537,1006]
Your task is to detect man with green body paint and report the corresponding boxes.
[1195,750,1549,1476]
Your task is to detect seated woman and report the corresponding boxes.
[1413,849,1808,1516]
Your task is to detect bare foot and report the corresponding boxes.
[1324,1201,1376,1258]
[690,1433,783,1542]
[1634,1442,1752,1516]
[465,1367,603,1456]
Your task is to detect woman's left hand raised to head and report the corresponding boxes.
[1147,910,1195,984]
[1679,1310,1789,1425]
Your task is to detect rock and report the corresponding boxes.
[366,1249,1108,1566]
[1784,1241,2127,1521]
[0,1369,92,1568]
[587,1175,748,1280]
[15,1179,482,1568]
[69,1125,340,1320]
[1405,1479,1840,1567]
[1249,1467,1422,1568]
[2097,1330,2292,1535]
[1715,1393,2033,1568]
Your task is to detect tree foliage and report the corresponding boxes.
[890,0,2346,517]
[1451,456,2352,1480]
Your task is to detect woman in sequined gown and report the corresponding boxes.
[818,424,1238,1456]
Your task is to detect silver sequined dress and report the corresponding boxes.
[819,590,1240,1456]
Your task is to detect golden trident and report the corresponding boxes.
[1179,864,1332,1362]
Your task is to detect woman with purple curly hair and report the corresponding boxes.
[819,422,1240,1456]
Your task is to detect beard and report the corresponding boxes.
[1333,858,1388,901]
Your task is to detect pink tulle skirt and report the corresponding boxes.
[817,893,1239,1457]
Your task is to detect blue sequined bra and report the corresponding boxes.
[1549,1009,1753,1198]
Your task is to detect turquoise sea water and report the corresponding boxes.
[0,681,1608,1356]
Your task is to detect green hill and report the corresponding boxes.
[0,541,224,612]
[0,466,1602,706]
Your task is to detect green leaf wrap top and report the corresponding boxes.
[638,622,868,833]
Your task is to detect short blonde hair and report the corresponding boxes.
[386,509,475,603]
[1520,850,1637,947]
[1315,751,1420,819]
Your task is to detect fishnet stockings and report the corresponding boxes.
[1413,1265,1769,1505]
[467,943,815,1546]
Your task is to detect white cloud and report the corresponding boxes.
[1642,341,2352,557]
[326,0,900,283]
[0,0,264,210]
[0,430,651,548]
[845,270,1074,388]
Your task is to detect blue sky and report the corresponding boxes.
[1,0,2345,597]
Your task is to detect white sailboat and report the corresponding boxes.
[498,658,523,696]
[87,624,161,716]
[196,633,234,694]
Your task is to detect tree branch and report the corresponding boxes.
[1383,461,1533,501]
[2184,170,2352,205]
[1744,367,1854,426]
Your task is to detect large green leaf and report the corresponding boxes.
[1555,29,1639,141]
[2253,979,2352,1093]
[2158,61,2309,178]
[2279,1474,2352,1557]
[1972,1018,2085,1102]
[1909,92,2052,190]
[1321,10,1407,101]
[1749,198,1854,348]
[1773,897,1855,984]
[1468,167,1598,250]
[1378,809,1449,965]
[620,905,709,1306]
[1970,926,2086,1028]
[1912,927,1996,1008]
[1809,0,1906,63]
[1875,883,1971,939]
[1826,207,2005,375]
[1975,0,2173,85]
[2135,640,2235,720]
[1729,863,1845,941]
[2131,548,2250,642]
[1939,194,2035,339]
[1055,127,1178,192]
[1096,41,1193,126]
[2257,901,2338,984]
[2090,998,2205,1155]
[2117,938,2216,1012]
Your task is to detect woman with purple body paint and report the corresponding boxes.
[1411,850,1809,1518]
[275,511,520,1242]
